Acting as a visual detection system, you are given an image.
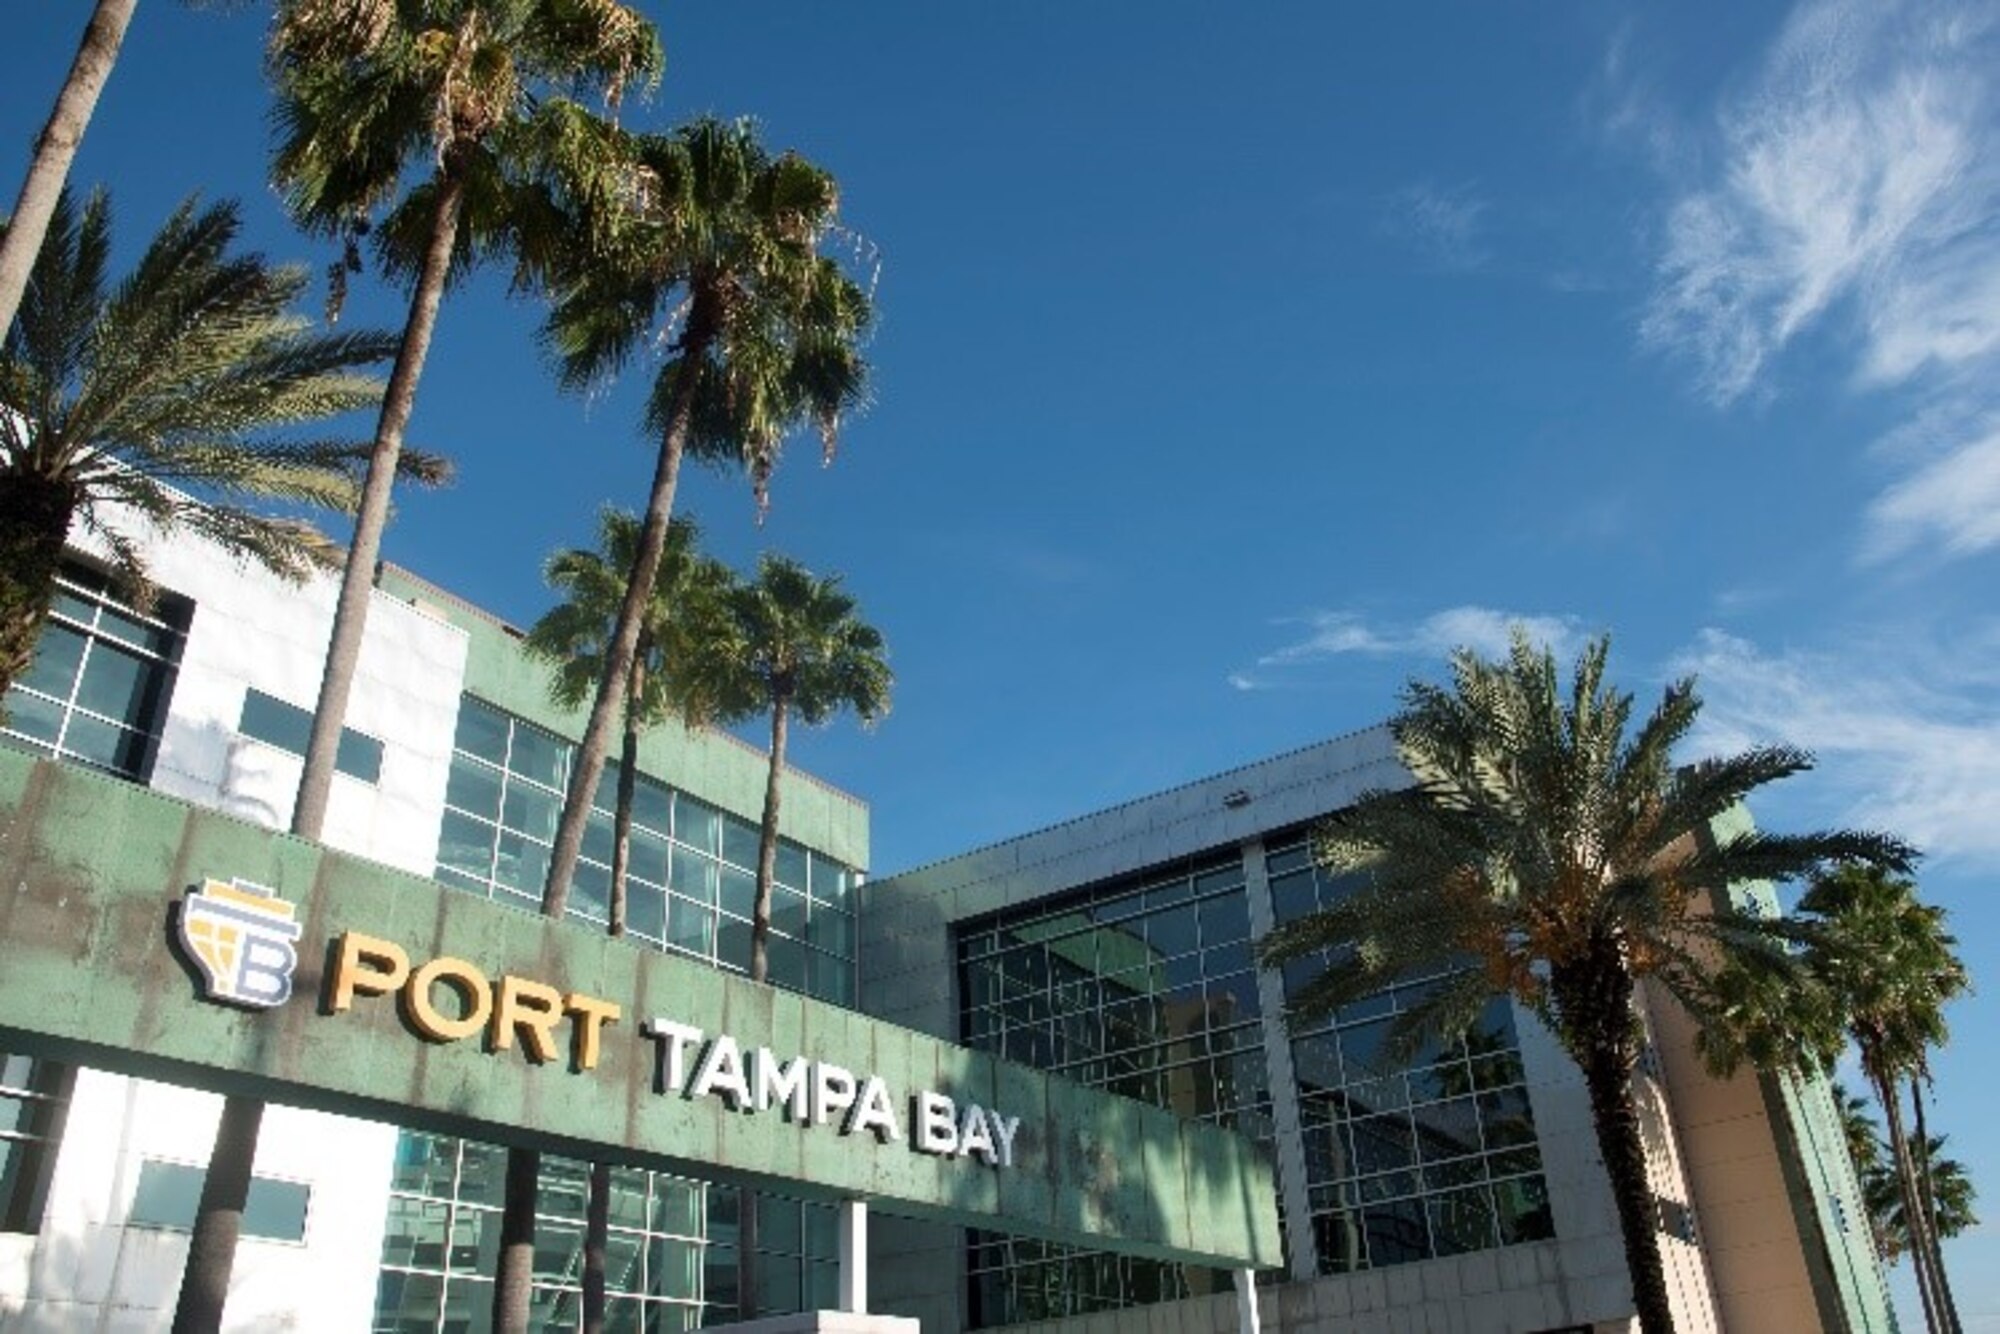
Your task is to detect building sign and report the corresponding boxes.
[250,927,1023,1170]
[177,878,303,1008]
[0,753,1281,1269]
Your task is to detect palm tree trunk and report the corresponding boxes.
[0,473,78,701]
[1557,950,1675,1333]
[541,326,709,917]
[610,651,645,937]
[1910,1078,1961,1333]
[749,695,788,984]
[1876,1068,1942,1332]
[169,1096,261,1333]
[491,1145,541,1332]
[174,168,470,1334]
[292,169,467,842]
[506,322,713,1329]
[0,0,136,338]
[582,1158,611,1334]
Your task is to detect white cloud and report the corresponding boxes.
[1636,0,2000,560]
[1229,607,1588,690]
[1382,182,1490,271]
[1673,627,2000,866]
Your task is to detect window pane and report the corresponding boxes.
[674,795,719,854]
[775,841,808,891]
[239,689,313,754]
[455,698,512,765]
[244,1177,311,1241]
[720,815,760,871]
[131,1160,205,1229]
[2,687,64,746]
[508,725,567,790]
[719,866,755,919]
[18,623,85,699]
[667,900,714,957]
[669,850,717,904]
[74,641,157,726]
[438,811,497,880]
[627,883,667,942]
[61,713,148,774]
[446,754,505,820]
[502,782,560,844]
[335,729,384,784]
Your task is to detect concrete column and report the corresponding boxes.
[1241,837,1317,1281]
[838,1198,868,1313]
[1233,1268,1261,1334]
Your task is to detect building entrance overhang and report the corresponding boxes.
[0,752,1280,1271]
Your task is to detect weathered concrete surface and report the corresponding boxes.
[0,752,1278,1269]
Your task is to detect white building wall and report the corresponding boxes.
[2,529,472,1330]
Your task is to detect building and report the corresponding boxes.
[861,736,1895,1334]
[0,527,1888,1333]
[1,531,867,1331]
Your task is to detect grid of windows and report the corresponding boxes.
[2,564,187,781]
[1266,839,1554,1273]
[0,1053,70,1234]
[374,1133,841,1332]
[956,853,1267,1327]
[434,696,857,1004]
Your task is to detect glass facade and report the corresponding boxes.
[956,852,1268,1327]
[377,695,862,1331]
[1265,838,1554,1274]
[373,1134,842,1333]
[435,696,856,1005]
[2,563,187,781]
[954,835,1554,1325]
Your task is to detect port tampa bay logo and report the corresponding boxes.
[177,878,303,1009]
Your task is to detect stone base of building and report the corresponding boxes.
[709,1311,923,1334]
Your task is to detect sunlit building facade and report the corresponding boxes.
[0,524,1892,1334]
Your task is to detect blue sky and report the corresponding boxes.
[8,0,2000,1324]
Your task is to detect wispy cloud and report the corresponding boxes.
[1229,606,1587,691]
[1634,0,2000,561]
[1382,181,1491,271]
[1673,626,2000,866]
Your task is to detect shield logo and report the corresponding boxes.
[178,878,304,1009]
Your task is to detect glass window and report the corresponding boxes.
[3,564,187,781]
[0,1054,69,1233]
[238,688,383,783]
[130,1161,309,1241]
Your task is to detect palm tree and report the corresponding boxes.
[0,0,138,339]
[524,508,731,1333]
[172,13,657,1331]
[1795,866,1968,1333]
[1257,634,1911,1334]
[699,554,890,984]
[503,116,868,1334]
[1836,1083,1978,1268]
[0,186,401,700]
[268,0,661,843]
[525,508,730,936]
[533,116,872,924]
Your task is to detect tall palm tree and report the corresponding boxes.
[0,186,401,699]
[1795,866,1968,1333]
[698,554,890,985]
[270,0,661,842]
[170,13,658,1332]
[1257,634,1911,1334]
[525,508,730,936]
[524,508,730,1333]
[533,115,872,923]
[503,116,869,1333]
[0,0,138,338]
[1836,1083,1978,1268]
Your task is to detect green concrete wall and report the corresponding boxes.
[0,752,1274,1269]
[375,564,869,872]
